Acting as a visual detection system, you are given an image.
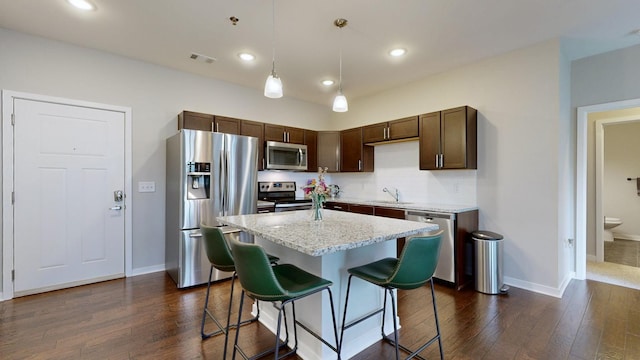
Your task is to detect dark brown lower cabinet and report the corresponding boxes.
[374,207,406,257]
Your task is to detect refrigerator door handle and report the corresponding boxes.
[189,232,202,238]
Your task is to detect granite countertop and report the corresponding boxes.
[218,210,438,256]
[326,197,478,213]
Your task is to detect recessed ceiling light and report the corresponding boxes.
[322,80,335,86]
[67,0,96,11]
[238,53,256,61]
[389,48,407,57]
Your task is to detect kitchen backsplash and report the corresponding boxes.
[257,141,477,205]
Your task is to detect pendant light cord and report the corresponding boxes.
[271,0,276,74]
[338,30,343,92]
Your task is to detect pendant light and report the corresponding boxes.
[264,0,283,98]
[332,18,348,112]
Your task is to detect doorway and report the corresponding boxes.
[2,91,133,299]
[576,99,640,286]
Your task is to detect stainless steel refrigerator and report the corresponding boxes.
[165,129,258,288]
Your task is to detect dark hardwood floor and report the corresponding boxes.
[2,272,640,359]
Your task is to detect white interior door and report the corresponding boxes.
[12,98,125,296]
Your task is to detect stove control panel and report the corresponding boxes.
[258,181,296,193]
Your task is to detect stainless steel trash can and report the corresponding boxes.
[473,230,509,294]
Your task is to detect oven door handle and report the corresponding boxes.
[275,202,312,208]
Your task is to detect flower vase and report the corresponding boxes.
[311,194,323,221]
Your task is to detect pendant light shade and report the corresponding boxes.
[264,0,283,98]
[332,90,348,112]
[333,18,348,112]
[264,70,283,98]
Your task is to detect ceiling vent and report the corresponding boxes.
[189,52,216,64]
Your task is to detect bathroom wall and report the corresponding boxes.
[604,121,640,240]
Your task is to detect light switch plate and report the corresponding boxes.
[138,181,156,193]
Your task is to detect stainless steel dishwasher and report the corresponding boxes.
[405,211,456,284]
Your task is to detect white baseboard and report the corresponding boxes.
[587,254,597,261]
[130,264,165,277]
[503,276,567,298]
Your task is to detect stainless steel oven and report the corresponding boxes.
[258,181,312,212]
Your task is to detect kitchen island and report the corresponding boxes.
[219,209,438,360]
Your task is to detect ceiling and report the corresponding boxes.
[2,0,640,108]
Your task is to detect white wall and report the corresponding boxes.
[604,122,640,240]
[573,45,640,256]
[329,40,569,293]
[0,26,579,296]
[0,28,330,286]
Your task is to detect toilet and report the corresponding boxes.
[604,216,623,242]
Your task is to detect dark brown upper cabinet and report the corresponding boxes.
[419,106,477,170]
[305,130,318,172]
[362,116,419,144]
[264,124,305,144]
[340,127,374,172]
[178,111,214,131]
[213,116,240,134]
[240,120,265,171]
[317,131,341,172]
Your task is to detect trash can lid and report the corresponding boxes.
[472,230,504,240]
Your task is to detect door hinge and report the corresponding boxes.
[11,191,14,205]
[11,269,15,281]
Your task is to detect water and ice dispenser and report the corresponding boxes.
[186,162,210,200]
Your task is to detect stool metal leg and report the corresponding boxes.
[201,266,230,339]
[343,276,443,360]
[232,292,294,360]
[430,279,444,360]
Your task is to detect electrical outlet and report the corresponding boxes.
[138,181,156,193]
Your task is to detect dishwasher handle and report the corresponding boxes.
[405,210,455,220]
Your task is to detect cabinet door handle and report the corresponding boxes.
[439,154,444,168]
[435,154,439,168]
[358,159,362,171]
[386,127,390,140]
[283,132,286,142]
[211,122,214,132]
[216,123,219,132]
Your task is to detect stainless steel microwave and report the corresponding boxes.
[265,141,308,171]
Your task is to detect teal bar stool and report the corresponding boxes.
[200,224,279,358]
[229,240,341,360]
[339,232,444,360]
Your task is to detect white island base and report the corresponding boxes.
[253,237,398,360]
[219,210,438,360]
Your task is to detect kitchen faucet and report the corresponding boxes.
[383,187,399,202]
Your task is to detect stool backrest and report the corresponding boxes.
[229,240,287,300]
[200,224,235,272]
[388,232,443,290]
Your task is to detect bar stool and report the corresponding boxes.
[229,240,341,360]
[339,232,444,360]
[199,224,279,358]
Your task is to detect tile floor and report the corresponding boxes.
[587,259,640,291]
[604,239,640,267]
